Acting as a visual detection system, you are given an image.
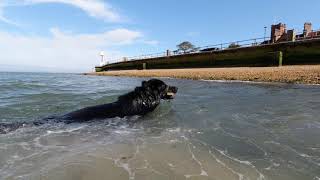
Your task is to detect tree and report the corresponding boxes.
[177,41,195,53]
[228,42,241,49]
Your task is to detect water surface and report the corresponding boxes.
[0,72,319,180]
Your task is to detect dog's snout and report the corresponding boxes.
[169,86,178,93]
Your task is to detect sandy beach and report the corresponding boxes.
[86,65,320,84]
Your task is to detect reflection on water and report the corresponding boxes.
[0,72,319,180]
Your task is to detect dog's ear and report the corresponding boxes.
[142,81,149,88]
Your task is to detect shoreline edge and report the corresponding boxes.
[84,65,320,85]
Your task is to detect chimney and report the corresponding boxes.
[303,22,312,37]
[271,23,287,43]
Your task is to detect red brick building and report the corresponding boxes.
[271,22,320,43]
[271,23,287,43]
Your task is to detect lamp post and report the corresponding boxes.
[264,26,267,42]
[100,51,105,66]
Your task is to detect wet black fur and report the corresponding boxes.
[0,79,177,134]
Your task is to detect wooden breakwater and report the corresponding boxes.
[95,39,320,72]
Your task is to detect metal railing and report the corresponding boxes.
[100,37,269,66]
[99,29,320,66]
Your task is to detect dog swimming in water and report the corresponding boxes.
[0,79,178,134]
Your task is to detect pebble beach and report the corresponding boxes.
[87,65,320,84]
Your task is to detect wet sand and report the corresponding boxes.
[87,65,320,84]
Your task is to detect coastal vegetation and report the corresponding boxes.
[176,41,196,53]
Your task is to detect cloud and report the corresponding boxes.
[0,28,142,72]
[26,0,121,22]
[0,15,20,26]
[0,0,121,24]
[0,2,20,26]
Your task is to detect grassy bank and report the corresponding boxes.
[86,65,320,84]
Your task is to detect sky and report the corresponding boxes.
[0,0,319,72]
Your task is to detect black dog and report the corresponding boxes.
[0,79,178,134]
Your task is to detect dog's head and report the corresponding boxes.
[142,79,178,100]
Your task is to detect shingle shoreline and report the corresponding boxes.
[85,65,320,85]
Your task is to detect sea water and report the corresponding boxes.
[0,72,319,180]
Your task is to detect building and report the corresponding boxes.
[271,23,287,43]
[296,22,320,40]
[271,22,320,43]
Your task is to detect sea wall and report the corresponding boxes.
[96,39,320,72]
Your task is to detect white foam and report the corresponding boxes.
[208,149,245,180]
[200,169,208,176]
[200,79,320,86]
[113,130,132,135]
[201,79,273,84]
[265,141,312,158]
[114,159,135,180]
[187,143,209,177]
[46,125,86,135]
[195,139,266,179]
[167,127,181,133]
